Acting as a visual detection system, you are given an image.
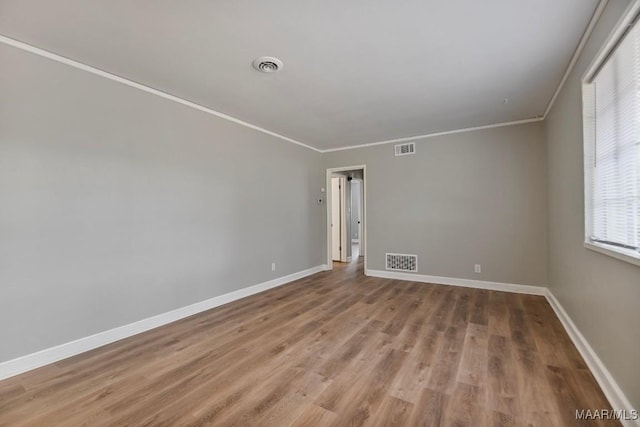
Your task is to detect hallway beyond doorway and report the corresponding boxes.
[351,243,360,261]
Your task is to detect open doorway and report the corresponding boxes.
[351,178,363,260]
[330,175,347,262]
[326,165,366,270]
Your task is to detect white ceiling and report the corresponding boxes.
[0,0,599,151]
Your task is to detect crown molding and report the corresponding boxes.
[0,34,322,153]
[542,0,608,118]
[320,117,544,153]
[2,0,608,155]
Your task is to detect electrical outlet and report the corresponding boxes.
[271,262,276,271]
[474,264,481,273]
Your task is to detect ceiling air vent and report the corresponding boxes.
[386,253,418,272]
[394,142,415,156]
[252,56,283,73]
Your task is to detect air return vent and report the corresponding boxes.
[386,253,418,272]
[394,142,415,156]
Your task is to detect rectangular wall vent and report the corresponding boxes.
[385,253,418,272]
[394,142,415,156]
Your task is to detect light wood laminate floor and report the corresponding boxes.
[0,259,617,426]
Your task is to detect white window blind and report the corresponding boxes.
[584,16,640,255]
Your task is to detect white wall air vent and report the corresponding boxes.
[394,142,415,156]
[385,253,418,272]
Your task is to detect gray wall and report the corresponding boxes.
[0,44,324,363]
[545,0,640,408]
[324,122,548,286]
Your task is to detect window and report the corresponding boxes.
[583,11,640,265]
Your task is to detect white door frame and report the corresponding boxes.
[326,165,367,271]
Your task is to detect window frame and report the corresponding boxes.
[582,3,640,267]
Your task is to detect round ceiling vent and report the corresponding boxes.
[252,56,283,73]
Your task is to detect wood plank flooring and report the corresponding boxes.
[0,259,618,426]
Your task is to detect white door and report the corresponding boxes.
[331,177,341,261]
[352,180,361,243]
[358,179,364,255]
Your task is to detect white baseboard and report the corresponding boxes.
[365,269,547,295]
[545,290,639,427]
[364,268,636,425]
[0,265,325,381]
[2,265,635,424]
[346,256,353,262]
